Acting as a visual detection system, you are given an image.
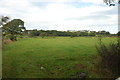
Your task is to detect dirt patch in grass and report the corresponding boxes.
[92,68,99,75]
[75,64,85,70]
[3,39,12,44]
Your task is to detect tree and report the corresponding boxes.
[88,31,96,36]
[2,19,26,41]
[0,16,10,26]
[103,0,117,6]
[40,32,48,38]
[117,31,120,37]
[119,0,120,4]
[29,29,40,37]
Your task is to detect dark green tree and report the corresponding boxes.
[2,19,26,41]
[89,31,96,36]
[117,31,120,37]
[29,29,40,37]
[40,32,48,38]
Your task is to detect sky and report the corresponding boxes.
[0,0,118,33]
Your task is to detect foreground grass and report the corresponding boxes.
[3,37,116,78]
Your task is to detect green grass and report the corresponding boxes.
[3,37,116,78]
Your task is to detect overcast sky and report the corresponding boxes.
[0,0,118,33]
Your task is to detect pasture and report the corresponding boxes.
[2,37,116,78]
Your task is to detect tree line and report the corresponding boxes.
[25,29,114,38]
[0,16,119,41]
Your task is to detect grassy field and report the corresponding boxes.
[3,37,116,78]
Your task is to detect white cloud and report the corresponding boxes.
[28,0,78,3]
[0,0,118,33]
[81,0,104,4]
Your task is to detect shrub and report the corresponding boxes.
[40,32,48,38]
[5,34,17,41]
[96,38,120,77]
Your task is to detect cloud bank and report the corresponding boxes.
[0,0,118,33]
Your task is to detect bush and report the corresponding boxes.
[96,38,120,77]
[40,32,48,38]
[5,34,17,41]
[9,35,17,41]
